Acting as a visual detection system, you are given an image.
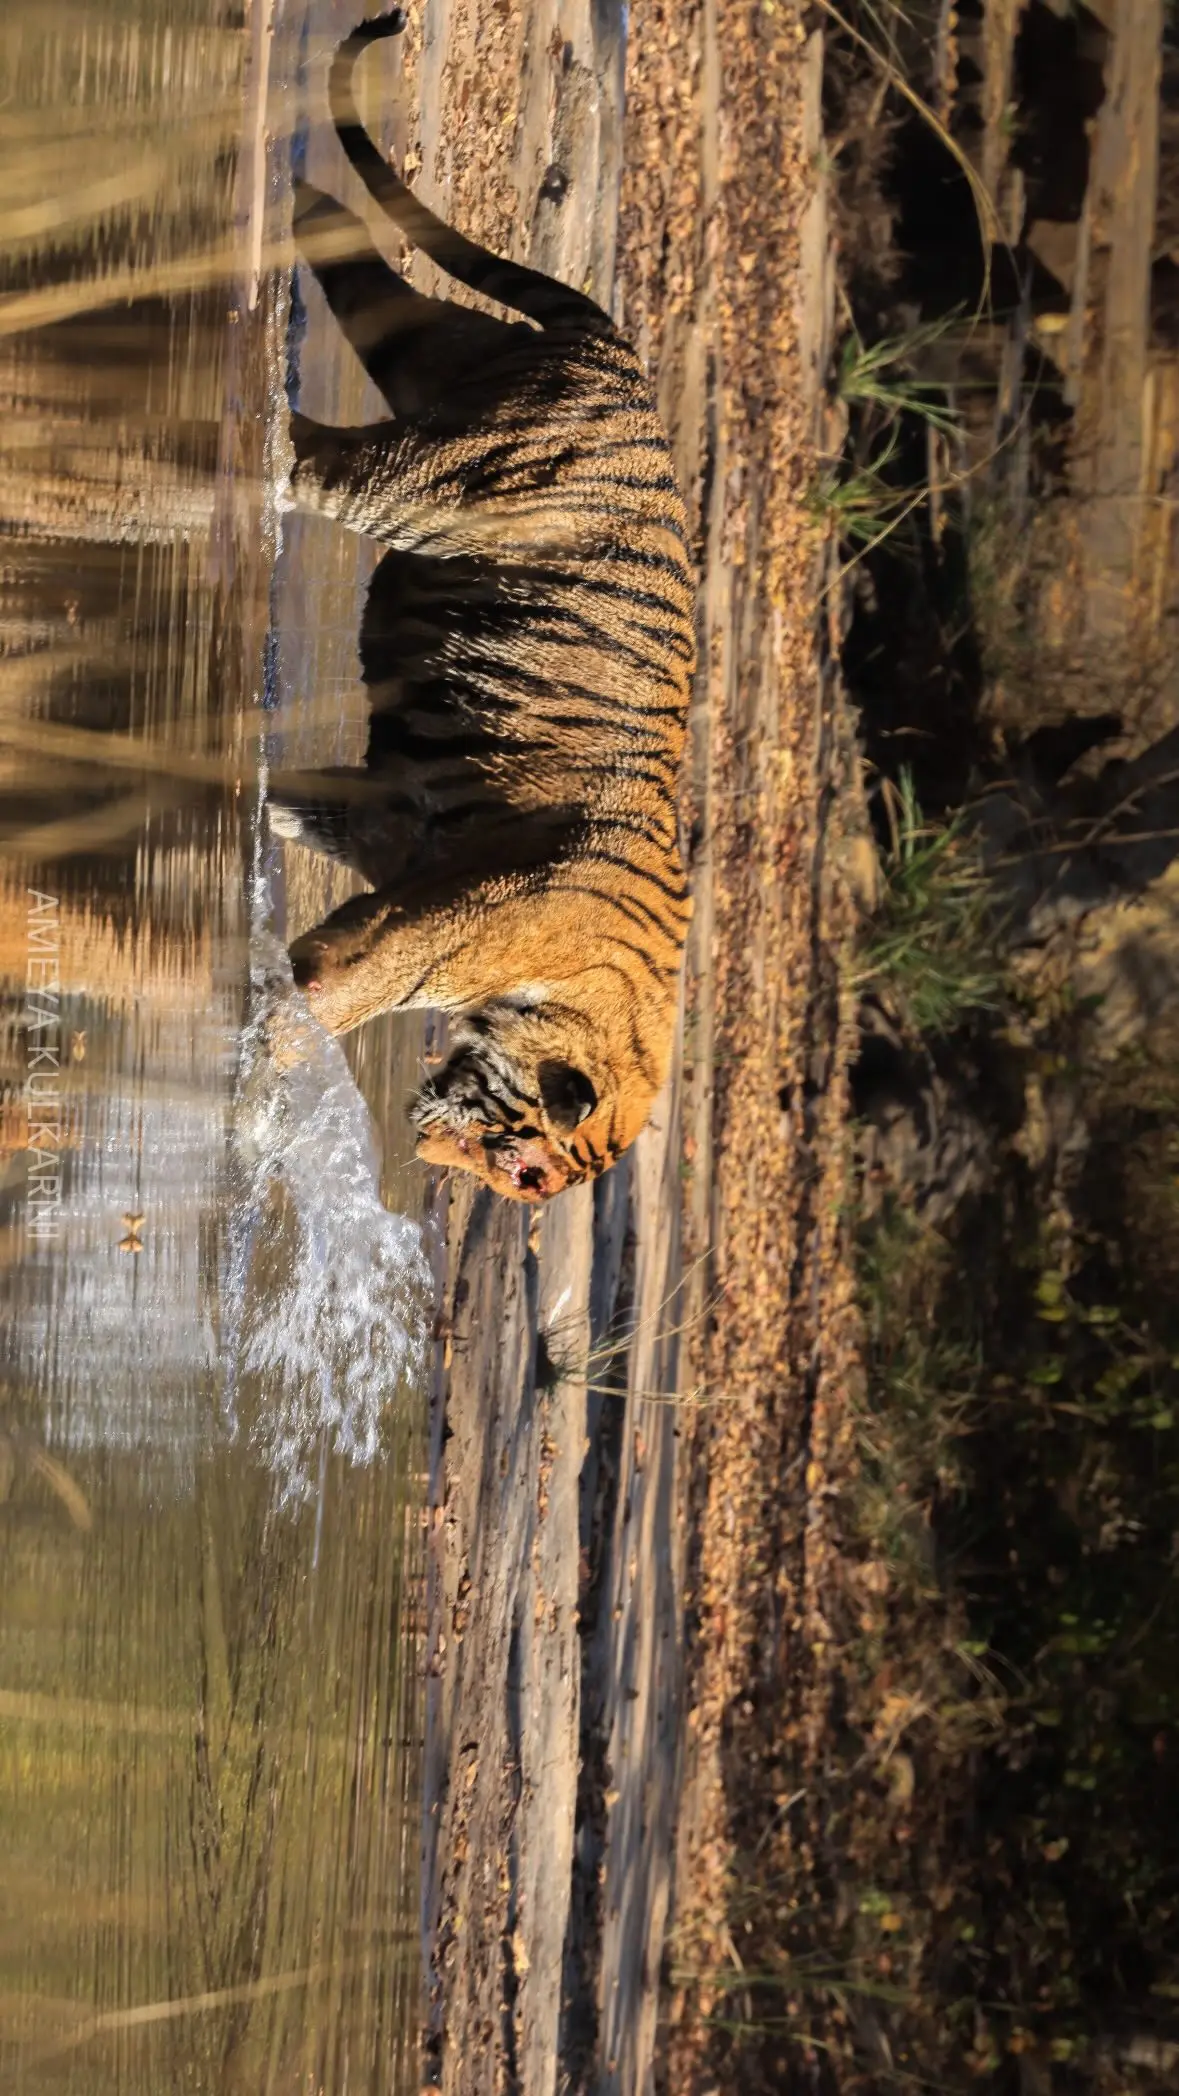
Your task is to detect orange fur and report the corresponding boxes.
[277,12,695,1200]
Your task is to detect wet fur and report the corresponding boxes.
[276,10,695,1203]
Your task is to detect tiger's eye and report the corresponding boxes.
[538,1060,596,1132]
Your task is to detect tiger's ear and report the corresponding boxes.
[538,1060,597,1134]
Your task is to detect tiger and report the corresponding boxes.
[273,8,696,1204]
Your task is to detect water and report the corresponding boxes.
[225,923,429,1507]
[1,5,434,2089]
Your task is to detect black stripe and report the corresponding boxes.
[502,607,682,687]
[418,478,683,522]
[531,587,691,654]
[575,873,681,938]
[603,540,696,580]
[591,886,681,943]
[477,1075,529,1126]
[586,467,681,498]
[572,433,674,462]
[575,571,692,623]
[559,971,661,1089]
[543,884,682,977]
[623,1005,659,1089]
[576,849,690,905]
[587,810,679,851]
[477,663,686,723]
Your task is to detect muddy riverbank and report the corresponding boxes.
[281,4,859,2091]
[376,1,1179,2089]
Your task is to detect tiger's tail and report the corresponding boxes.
[329,12,613,337]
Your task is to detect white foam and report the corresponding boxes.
[222,893,430,1505]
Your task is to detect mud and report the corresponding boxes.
[402,0,1179,2088]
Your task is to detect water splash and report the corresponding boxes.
[224,914,431,1505]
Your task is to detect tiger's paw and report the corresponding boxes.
[268,801,307,845]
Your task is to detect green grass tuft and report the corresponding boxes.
[837,318,961,438]
[858,770,1004,1034]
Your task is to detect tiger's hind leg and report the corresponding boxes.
[268,766,367,868]
[268,798,351,862]
[293,180,517,419]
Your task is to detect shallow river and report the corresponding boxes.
[2,5,434,2090]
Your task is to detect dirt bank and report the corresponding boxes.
[379,3,856,2091]
[616,7,864,2088]
[277,3,855,2090]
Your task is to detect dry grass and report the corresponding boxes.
[815,0,1003,275]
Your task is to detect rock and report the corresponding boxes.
[853,1000,991,1227]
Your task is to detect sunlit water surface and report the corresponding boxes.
[1,5,433,2090]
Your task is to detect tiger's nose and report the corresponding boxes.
[290,943,326,993]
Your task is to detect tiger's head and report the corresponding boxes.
[288,880,684,1204]
[410,998,663,1204]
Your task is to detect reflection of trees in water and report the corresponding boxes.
[0,294,227,545]
[0,1428,425,2094]
[0,14,428,2083]
[0,1,244,306]
[1,0,264,867]
[0,292,245,854]
[0,289,250,1193]
[0,884,222,1021]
